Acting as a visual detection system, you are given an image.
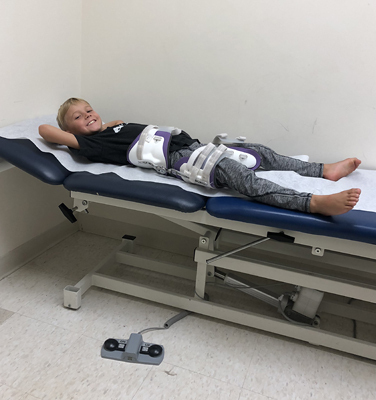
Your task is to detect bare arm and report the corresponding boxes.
[39,120,124,148]
[39,125,79,149]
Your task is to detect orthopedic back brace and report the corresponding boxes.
[127,126,261,189]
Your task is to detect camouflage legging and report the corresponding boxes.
[169,142,323,213]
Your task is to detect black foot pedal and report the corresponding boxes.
[59,203,77,223]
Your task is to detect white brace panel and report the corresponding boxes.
[128,128,259,185]
[177,143,258,188]
[127,125,184,174]
[127,125,168,172]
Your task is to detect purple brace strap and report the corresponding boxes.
[126,130,172,168]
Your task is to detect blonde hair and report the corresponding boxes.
[57,98,90,130]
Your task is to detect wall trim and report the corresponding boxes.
[0,221,78,280]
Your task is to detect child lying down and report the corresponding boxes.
[39,98,361,216]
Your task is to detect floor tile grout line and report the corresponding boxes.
[130,366,155,400]
[165,362,244,392]
[241,349,257,387]
[0,310,90,360]
[1,381,44,400]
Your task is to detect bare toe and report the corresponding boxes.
[310,188,361,216]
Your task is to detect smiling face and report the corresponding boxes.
[64,101,103,135]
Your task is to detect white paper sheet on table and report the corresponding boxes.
[1,115,375,213]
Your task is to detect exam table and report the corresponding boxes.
[1,134,376,360]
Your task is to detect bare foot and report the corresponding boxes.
[310,188,361,216]
[323,158,361,181]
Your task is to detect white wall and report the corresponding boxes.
[1,0,376,273]
[0,0,82,127]
[82,0,376,169]
[0,0,82,276]
[0,168,75,276]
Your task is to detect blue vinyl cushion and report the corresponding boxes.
[63,172,207,213]
[0,137,70,184]
[2,136,375,244]
[206,197,376,245]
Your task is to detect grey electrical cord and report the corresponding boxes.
[138,310,193,335]
[137,279,298,335]
[277,299,311,326]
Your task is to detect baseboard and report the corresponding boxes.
[0,221,78,280]
[0,158,14,173]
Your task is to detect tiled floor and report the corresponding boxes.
[0,231,375,400]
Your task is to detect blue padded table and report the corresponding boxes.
[63,172,207,213]
[0,136,207,213]
[2,134,376,361]
[2,134,375,243]
[206,196,376,245]
[0,137,70,184]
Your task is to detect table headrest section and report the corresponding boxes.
[0,137,71,185]
[63,172,207,213]
[206,197,376,245]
